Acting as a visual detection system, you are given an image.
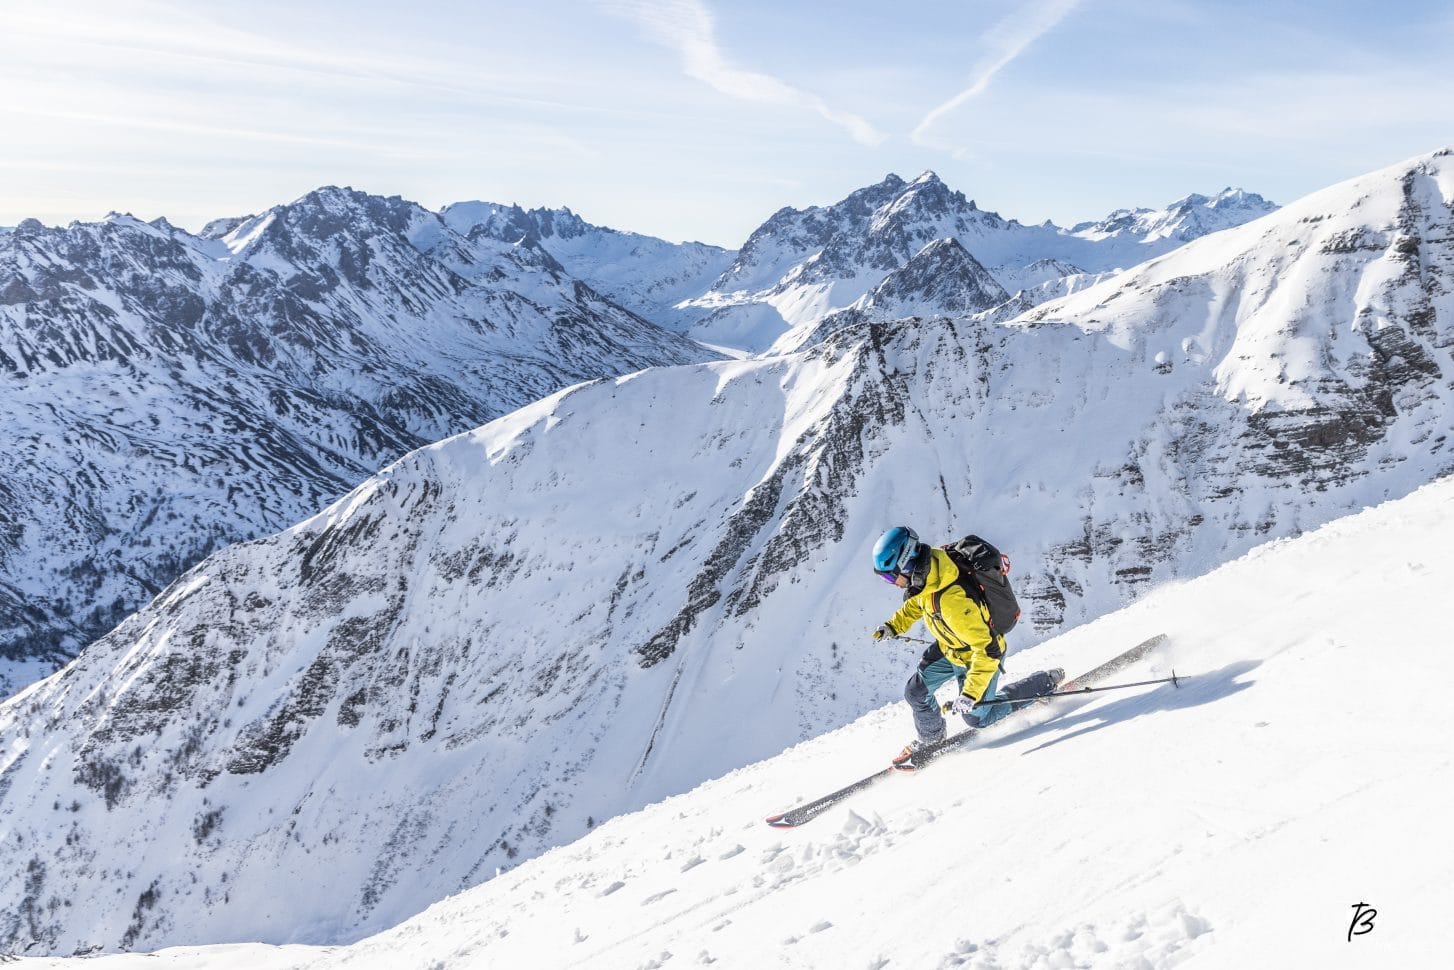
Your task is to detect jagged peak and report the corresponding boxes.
[894,171,957,200]
[283,185,419,223]
[97,212,176,238]
[295,184,363,206]
[909,236,970,258]
[1164,187,1273,212]
[860,234,1007,314]
[437,200,605,246]
[834,174,910,211]
[199,216,252,240]
[520,204,594,240]
[868,175,980,232]
[261,186,429,247]
[1024,256,1084,272]
[1169,193,1210,209]
[1069,185,1278,240]
[1211,187,1274,208]
[745,174,911,237]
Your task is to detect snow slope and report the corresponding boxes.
[0,149,1450,955]
[22,472,1451,969]
[1020,156,1452,418]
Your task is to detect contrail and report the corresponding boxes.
[604,0,886,146]
[913,0,1084,146]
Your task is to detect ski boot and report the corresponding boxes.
[891,733,942,772]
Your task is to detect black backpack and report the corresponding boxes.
[940,534,1021,644]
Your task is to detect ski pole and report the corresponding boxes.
[942,672,1183,713]
[1031,672,1183,702]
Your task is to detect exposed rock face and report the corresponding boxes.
[1020,151,1454,499]
[711,175,912,296]
[1,151,1449,956]
[855,238,1009,318]
[0,188,719,689]
[778,238,1010,353]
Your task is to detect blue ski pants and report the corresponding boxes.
[905,659,1058,743]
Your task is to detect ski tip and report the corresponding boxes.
[764,814,796,829]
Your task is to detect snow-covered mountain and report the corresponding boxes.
[0,188,717,694]
[680,172,1278,353]
[26,471,1449,969]
[775,237,1012,355]
[1070,186,1278,244]
[852,237,1008,318]
[0,149,1448,955]
[438,201,735,331]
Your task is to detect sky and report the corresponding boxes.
[2,0,1452,246]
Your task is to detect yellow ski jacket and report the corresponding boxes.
[884,547,1004,701]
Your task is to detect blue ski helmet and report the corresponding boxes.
[872,526,921,577]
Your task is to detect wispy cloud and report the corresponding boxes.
[912,0,1084,149]
[4,2,586,115]
[602,0,885,146]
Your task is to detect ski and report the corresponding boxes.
[897,632,1169,772]
[763,766,895,828]
[764,633,1168,828]
[1054,632,1170,692]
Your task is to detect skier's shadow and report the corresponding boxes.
[985,659,1261,754]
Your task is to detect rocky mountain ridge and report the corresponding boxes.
[0,187,717,692]
[1070,187,1277,243]
[681,172,1279,353]
[437,201,735,331]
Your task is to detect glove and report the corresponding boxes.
[872,623,898,642]
[944,694,979,717]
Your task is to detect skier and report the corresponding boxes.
[870,525,1062,768]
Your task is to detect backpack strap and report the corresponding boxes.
[930,565,1006,664]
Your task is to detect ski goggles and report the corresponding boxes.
[876,570,900,584]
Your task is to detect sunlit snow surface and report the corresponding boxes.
[23,474,1450,968]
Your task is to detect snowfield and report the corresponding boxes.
[23,473,1450,969]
